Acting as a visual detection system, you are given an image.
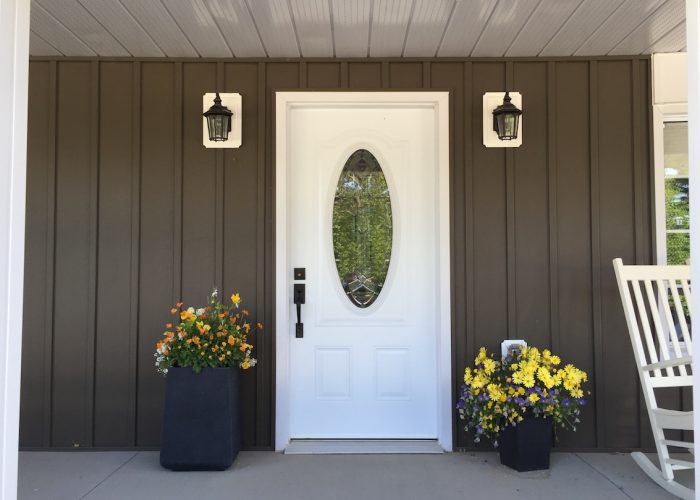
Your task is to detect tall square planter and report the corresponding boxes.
[498,417,552,472]
[160,367,241,471]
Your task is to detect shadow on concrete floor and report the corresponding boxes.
[18,451,693,500]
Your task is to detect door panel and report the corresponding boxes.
[287,103,439,439]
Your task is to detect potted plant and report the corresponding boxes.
[155,289,262,471]
[457,346,589,472]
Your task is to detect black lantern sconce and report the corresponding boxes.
[492,92,522,141]
[482,91,522,148]
[203,92,233,142]
[202,92,242,148]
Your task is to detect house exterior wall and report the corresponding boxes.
[20,57,657,451]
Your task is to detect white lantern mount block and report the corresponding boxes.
[203,93,242,148]
[483,92,522,148]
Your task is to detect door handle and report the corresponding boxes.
[293,283,305,338]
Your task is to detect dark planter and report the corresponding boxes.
[160,367,241,471]
[498,417,553,472]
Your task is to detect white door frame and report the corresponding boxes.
[0,0,30,497]
[685,0,700,495]
[274,91,452,451]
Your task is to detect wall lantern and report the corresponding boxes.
[492,92,522,141]
[203,92,232,142]
[202,92,242,148]
[482,91,523,148]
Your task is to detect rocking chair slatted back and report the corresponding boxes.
[613,258,694,500]
[613,260,692,386]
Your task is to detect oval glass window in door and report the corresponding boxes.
[332,149,393,308]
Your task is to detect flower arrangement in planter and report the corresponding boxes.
[457,346,589,472]
[156,289,262,471]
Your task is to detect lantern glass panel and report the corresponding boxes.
[504,114,516,138]
[496,113,520,140]
[207,115,230,142]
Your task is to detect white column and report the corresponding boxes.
[687,1,700,498]
[0,0,30,498]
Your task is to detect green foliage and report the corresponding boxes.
[665,178,690,265]
[332,152,392,303]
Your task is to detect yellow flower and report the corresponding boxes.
[241,359,250,369]
[231,293,241,305]
[482,358,496,375]
[528,393,539,403]
[471,373,488,389]
[487,383,503,402]
[463,367,473,385]
[180,308,196,322]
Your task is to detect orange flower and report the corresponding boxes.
[166,332,175,341]
[170,307,177,314]
[192,336,201,346]
[243,309,249,316]
[244,324,251,333]
[227,336,236,346]
[176,302,183,308]
[256,322,264,330]
[219,313,227,319]
[166,323,173,329]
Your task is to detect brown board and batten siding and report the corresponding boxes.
[21,57,658,451]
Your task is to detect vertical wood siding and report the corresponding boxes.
[21,58,654,451]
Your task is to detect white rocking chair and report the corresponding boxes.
[613,258,694,500]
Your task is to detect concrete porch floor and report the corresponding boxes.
[18,451,694,500]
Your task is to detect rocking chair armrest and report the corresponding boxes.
[642,356,693,372]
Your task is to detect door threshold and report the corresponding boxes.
[284,439,444,455]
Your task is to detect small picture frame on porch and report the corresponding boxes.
[501,339,527,360]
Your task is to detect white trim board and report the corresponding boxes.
[684,0,700,493]
[284,439,444,455]
[0,0,30,497]
[274,91,452,452]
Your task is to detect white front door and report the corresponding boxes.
[276,92,451,446]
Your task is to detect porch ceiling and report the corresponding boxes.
[30,0,687,59]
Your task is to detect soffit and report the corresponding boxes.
[29,0,687,58]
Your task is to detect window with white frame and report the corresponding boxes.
[662,121,689,265]
[653,106,690,350]
[654,106,689,266]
